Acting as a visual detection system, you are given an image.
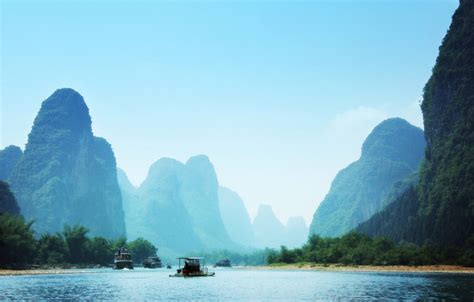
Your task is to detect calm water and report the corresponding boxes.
[1,268,473,300]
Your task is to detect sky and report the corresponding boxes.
[1,0,458,224]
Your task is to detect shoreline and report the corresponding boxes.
[0,268,94,276]
[2,264,474,276]
[238,264,474,274]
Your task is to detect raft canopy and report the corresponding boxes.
[177,257,204,260]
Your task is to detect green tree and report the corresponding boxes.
[109,236,127,254]
[37,233,68,264]
[127,237,157,263]
[63,224,89,263]
[0,214,36,266]
[86,237,112,265]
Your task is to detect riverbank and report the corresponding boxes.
[0,268,94,276]
[239,263,474,274]
[3,264,474,276]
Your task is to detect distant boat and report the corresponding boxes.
[114,247,133,270]
[214,259,232,268]
[143,256,162,268]
[166,264,172,269]
[214,259,232,267]
[169,257,215,277]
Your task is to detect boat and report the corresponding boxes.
[166,264,172,269]
[169,257,215,277]
[113,247,133,270]
[214,258,232,267]
[143,256,162,268]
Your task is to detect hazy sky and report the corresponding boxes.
[1,0,457,224]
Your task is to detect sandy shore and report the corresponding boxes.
[238,263,474,274]
[0,269,92,276]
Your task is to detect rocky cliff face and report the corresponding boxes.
[310,118,426,237]
[359,1,474,245]
[9,89,125,238]
[218,186,256,247]
[0,145,23,181]
[0,181,20,215]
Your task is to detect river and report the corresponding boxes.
[1,268,473,300]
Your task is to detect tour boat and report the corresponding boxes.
[114,247,134,270]
[169,257,215,277]
[143,256,162,268]
[214,258,232,267]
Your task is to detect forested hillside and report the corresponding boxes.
[359,0,474,246]
[310,118,425,237]
[8,89,126,238]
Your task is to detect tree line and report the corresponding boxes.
[0,214,157,268]
[268,232,474,267]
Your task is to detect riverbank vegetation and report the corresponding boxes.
[267,232,474,267]
[0,214,157,268]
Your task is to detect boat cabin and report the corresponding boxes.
[178,257,203,275]
[143,256,162,268]
[171,257,215,277]
[114,247,133,269]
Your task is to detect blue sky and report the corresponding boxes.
[1,0,458,224]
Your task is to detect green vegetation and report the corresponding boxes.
[358,0,474,247]
[0,145,23,181]
[310,118,425,237]
[0,214,36,267]
[0,214,157,268]
[127,237,157,263]
[0,181,20,215]
[416,0,474,245]
[8,88,125,238]
[268,232,474,267]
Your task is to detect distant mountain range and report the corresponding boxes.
[218,186,256,248]
[253,204,308,248]
[0,87,310,255]
[119,156,235,255]
[3,0,471,255]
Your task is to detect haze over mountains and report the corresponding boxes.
[0,86,441,256]
[1,0,472,258]
[218,186,256,248]
[253,204,308,249]
[120,157,310,254]
[0,87,310,257]
[120,156,233,255]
